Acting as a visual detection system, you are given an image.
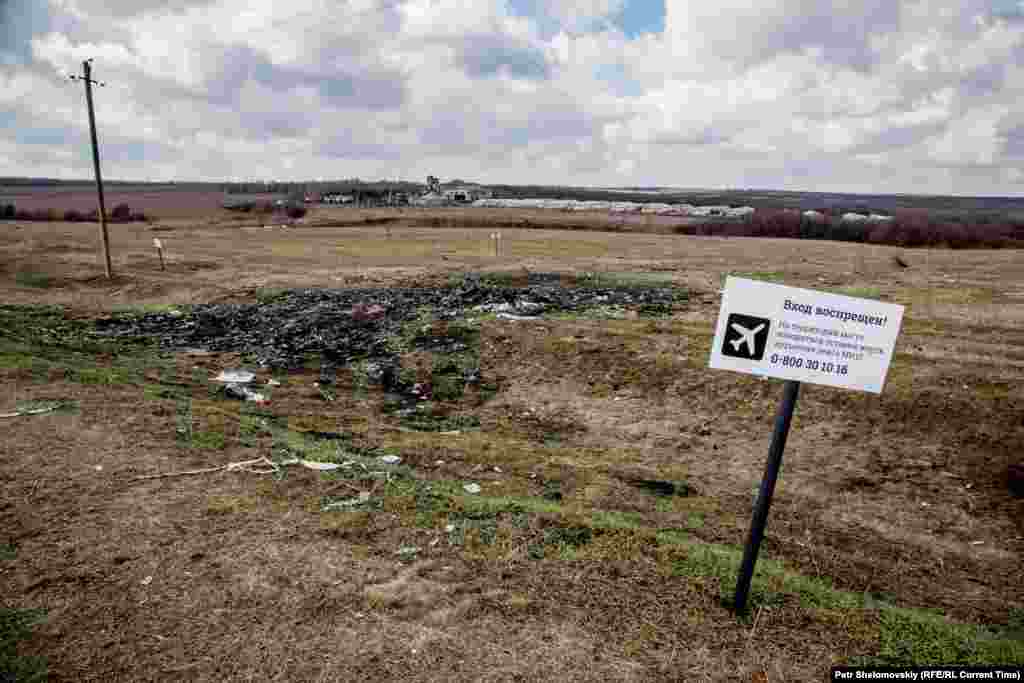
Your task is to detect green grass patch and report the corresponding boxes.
[833,286,883,299]
[255,287,288,304]
[174,397,192,442]
[455,493,563,518]
[398,409,481,433]
[656,533,1024,664]
[190,429,227,450]
[665,537,860,611]
[529,525,594,560]
[0,608,48,683]
[863,607,1024,666]
[0,543,15,561]
[272,426,349,463]
[655,529,689,546]
[0,305,166,387]
[109,303,189,317]
[238,413,271,447]
[430,374,465,401]
[726,271,786,284]
[901,319,946,336]
[70,364,135,385]
[548,305,631,321]
[12,398,78,415]
[14,271,54,289]
[206,494,257,515]
[586,510,644,530]
[143,381,190,402]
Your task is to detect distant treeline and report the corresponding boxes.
[675,209,1024,249]
[488,184,1024,216]
[222,180,424,195]
[1,202,148,222]
[221,200,308,218]
[0,177,221,189]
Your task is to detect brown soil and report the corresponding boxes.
[2,206,1023,681]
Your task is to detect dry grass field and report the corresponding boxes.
[0,185,238,219]
[2,203,1023,681]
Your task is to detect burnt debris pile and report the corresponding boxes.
[94,273,687,370]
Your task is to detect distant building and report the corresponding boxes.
[321,193,355,204]
[442,185,493,203]
[802,210,826,222]
[689,205,730,217]
[413,192,448,207]
[726,206,755,218]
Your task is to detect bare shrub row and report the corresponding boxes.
[223,201,307,218]
[675,209,1024,249]
[1,203,148,223]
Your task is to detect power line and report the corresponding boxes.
[69,58,112,279]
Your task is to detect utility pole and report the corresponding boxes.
[69,59,112,278]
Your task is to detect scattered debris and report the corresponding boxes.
[141,576,153,586]
[395,546,420,561]
[463,483,482,494]
[623,477,693,497]
[322,491,372,511]
[214,369,256,383]
[316,383,337,402]
[267,378,282,386]
[0,403,60,419]
[224,383,266,402]
[892,255,909,268]
[496,313,540,321]
[131,456,283,481]
[297,430,347,441]
[378,455,402,465]
[299,460,342,471]
[94,274,687,370]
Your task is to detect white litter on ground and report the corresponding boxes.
[214,369,256,383]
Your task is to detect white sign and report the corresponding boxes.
[152,238,163,249]
[709,277,905,393]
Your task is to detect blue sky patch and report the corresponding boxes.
[594,63,644,97]
[506,0,560,39]
[991,0,1024,19]
[611,0,665,39]
[507,0,664,39]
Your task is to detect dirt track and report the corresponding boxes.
[2,207,1023,681]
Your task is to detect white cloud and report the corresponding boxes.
[0,0,1022,194]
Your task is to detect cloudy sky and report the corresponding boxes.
[1,0,1023,195]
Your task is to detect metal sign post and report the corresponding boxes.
[733,379,800,614]
[708,277,905,615]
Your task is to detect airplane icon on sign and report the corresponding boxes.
[729,322,766,356]
[721,313,771,361]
